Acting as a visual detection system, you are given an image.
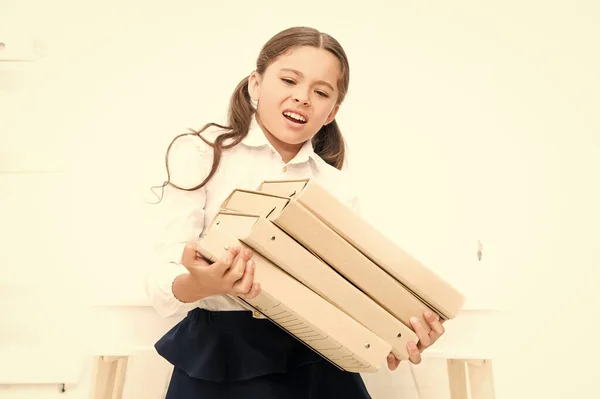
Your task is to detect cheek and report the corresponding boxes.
[258,90,284,113]
[257,94,276,113]
[261,80,285,100]
[313,104,334,123]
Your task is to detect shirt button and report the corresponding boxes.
[252,310,262,318]
[282,166,288,173]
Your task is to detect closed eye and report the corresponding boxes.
[282,78,329,98]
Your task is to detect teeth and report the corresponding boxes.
[284,111,306,122]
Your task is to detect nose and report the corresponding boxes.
[293,92,310,106]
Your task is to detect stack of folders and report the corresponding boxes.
[195,179,466,373]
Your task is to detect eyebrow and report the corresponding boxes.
[279,68,336,92]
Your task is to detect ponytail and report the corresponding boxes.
[227,76,255,137]
[150,76,255,203]
[312,119,346,170]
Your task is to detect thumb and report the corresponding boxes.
[387,353,401,371]
[180,242,197,269]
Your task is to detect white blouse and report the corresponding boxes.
[145,115,361,318]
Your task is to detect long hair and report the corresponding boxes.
[152,27,351,201]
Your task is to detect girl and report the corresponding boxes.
[147,26,445,399]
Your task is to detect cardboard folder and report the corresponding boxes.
[220,189,432,334]
[256,179,466,321]
[206,210,416,360]
[196,226,391,373]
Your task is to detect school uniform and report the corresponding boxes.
[146,115,371,398]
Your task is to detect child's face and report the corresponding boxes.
[248,45,342,150]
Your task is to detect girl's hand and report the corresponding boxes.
[386,310,446,370]
[180,242,261,299]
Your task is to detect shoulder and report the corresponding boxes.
[311,155,360,212]
[166,124,226,188]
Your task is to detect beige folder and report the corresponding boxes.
[207,210,417,360]
[221,189,432,334]
[196,226,391,373]
[256,179,466,321]
[272,200,434,333]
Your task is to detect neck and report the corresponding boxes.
[256,115,303,163]
[270,138,302,164]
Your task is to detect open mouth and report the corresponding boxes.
[283,111,307,124]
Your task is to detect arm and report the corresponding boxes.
[145,134,213,318]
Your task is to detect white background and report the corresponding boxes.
[1,0,599,398]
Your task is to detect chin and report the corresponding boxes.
[274,123,311,143]
[275,132,309,146]
[261,114,314,145]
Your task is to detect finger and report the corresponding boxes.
[428,319,446,344]
[386,353,401,371]
[425,310,441,329]
[424,310,440,326]
[240,281,261,299]
[407,341,422,365]
[232,259,255,294]
[421,310,445,347]
[410,316,431,349]
[225,247,252,283]
[192,255,210,268]
[180,243,198,269]
[213,246,240,275]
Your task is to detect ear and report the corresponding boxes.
[247,71,262,102]
[324,104,340,125]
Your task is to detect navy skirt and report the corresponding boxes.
[155,308,373,399]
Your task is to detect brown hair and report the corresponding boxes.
[151,26,350,201]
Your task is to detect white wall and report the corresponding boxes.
[2,0,599,398]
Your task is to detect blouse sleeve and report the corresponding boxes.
[145,134,213,318]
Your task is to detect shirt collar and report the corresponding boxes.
[241,114,317,164]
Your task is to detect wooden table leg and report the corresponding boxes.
[467,359,495,399]
[91,356,129,399]
[447,359,469,399]
[447,359,495,399]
